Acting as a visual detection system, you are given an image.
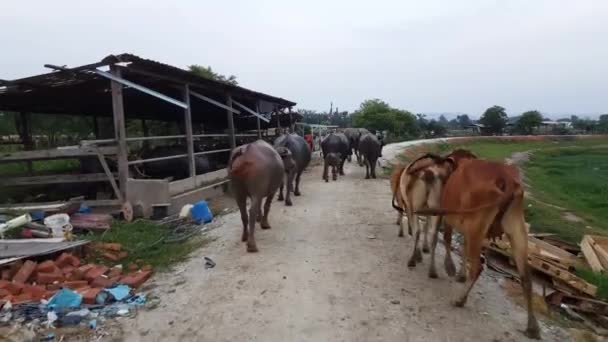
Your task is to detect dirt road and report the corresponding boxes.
[119,157,570,342]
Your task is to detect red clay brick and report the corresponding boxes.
[9,261,23,279]
[46,283,62,291]
[127,263,138,272]
[77,264,94,274]
[101,243,122,252]
[36,260,56,274]
[56,253,80,268]
[142,264,153,272]
[12,293,33,304]
[1,269,12,280]
[0,280,10,289]
[91,276,114,288]
[107,267,122,278]
[23,284,46,300]
[85,265,109,281]
[81,288,103,304]
[12,260,37,283]
[36,271,64,285]
[118,251,128,259]
[61,265,75,275]
[62,280,89,289]
[120,270,152,288]
[0,289,10,298]
[102,252,120,261]
[5,282,24,295]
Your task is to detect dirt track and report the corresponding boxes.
[118,156,571,342]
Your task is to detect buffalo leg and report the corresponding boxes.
[339,157,346,175]
[364,157,370,179]
[277,182,284,201]
[332,165,337,181]
[261,192,275,229]
[236,194,248,242]
[294,171,302,196]
[370,157,377,179]
[443,223,457,277]
[246,197,261,252]
[323,158,329,182]
[285,170,295,206]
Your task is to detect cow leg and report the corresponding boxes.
[456,239,468,283]
[294,171,302,196]
[246,197,261,252]
[443,223,457,277]
[422,218,430,253]
[323,158,329,182]
[453,234,483,307]
[261,192,275,229]
[285,170,295,206]
[236,194,248,242]
[407,213,423,267]
[503,207,541,339]
[427,215,440,278]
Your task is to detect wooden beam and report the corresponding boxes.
[2,173,117,186]
[256,102,262,139]
[0,146,117,163]
[110,65,129,201]
[226,94,236,149]
[183,85,196,179]
[97,152,124,203]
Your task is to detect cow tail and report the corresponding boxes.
[392,192,404,213]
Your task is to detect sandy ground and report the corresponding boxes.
[116,149,573,342]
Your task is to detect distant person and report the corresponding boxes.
[304,133,314,151]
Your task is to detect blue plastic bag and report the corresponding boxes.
[47,289,82,309]
[191,200,213,224]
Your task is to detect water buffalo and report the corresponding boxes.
[274,133,312,206]
[142,145,213,180]
[323,152,341,182]
[358,133,382,179]
[321,132,349,180]
[229,140,284,252]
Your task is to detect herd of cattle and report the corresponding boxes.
[228,130,540,340]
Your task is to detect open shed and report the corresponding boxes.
[0,53,300,216]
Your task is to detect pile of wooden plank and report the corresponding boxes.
[581,235,608,273]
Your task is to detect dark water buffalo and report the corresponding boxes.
[324,152,341,182]
[274,133,312,206]
[343,128,360,162]
[229,140,284,252]
[321,133,349,181]
[358,133,382,179]
[141,145,213,180]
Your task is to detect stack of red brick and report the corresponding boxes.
[0,252,152,306]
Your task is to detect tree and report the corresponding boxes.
[515,110,543,135]
[479,106,508,135]
[351,99,418,139]
[599,114,608,133]
[188,65,238,85]
[456,114,472,129]
[438,115,449,127]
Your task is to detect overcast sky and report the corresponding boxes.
[1,0,606,118]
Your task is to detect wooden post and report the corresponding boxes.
[226,94,236,149]
[183,85,196,179]
[110,65,129,201]
[256,102,262,140]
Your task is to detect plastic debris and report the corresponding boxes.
[41,332,55,341]
[78,203,92,214]
[105,285,131,301]
[191,200,213,224]
[47,289,82,309]
[61,314,83,326]
[179,204,193,218]
[89,319,97,329]
[46,311,58,328]
[205,257,216,269]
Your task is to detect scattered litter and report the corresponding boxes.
[46,311,58,328]
[390,300,400,305]
[44,214,73,239]
[41,332,55,341]
[47,289,82,310]
[0,213,32,238]
[191,200,213,224]
[89,319,97,329]
[204,257,216,269]
[179,204,194,218]
[106,285,131,301]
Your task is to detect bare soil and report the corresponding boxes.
[115,158,572,342]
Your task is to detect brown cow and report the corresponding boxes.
[390,164,407,233]
[417,158,540,339]
[395,154,454,278]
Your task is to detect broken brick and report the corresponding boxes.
[47,283,62,291]
[102,252,121,261]
[4,282,24,295]
[23,284,46,300]
[9,261,23,279]
[142,264,153,272]
[81,288,103,305]
[118,251,128,259]
[85,265,109,281]
[0,289,10,298]
[36,271,64,285]
[120,270,152,288]
[107,267,122,278]
[61,265,75,275]
[1,269,11,280]
[101,243,122,252]
[36,260,56,274]
[62,280,89,289]
[0,280,10,289]
[12,260,37,283]
[56,253,80,268]
[91,276,114,288]
[12,293,32,304]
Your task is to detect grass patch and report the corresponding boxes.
[85,220,210,271]
[575,268,608,301]
[0,159,80,177]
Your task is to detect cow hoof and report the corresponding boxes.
[277,196,284,202]
[445,260,456,277]
[325,179,329,183]
[428,270,438,279]
[523,326,541,340]
[247,244,259,253]
[372,175,376,179]
[456,274,466,283]
[294,191,301,196]
[261,224,271,230]
[422,246,430,254]
[407,259,416,268]
[415,250,423,262]
[285,200,293,206]
[398,231,404,237]
[241,234,248,242]
[365,175,370,179]
[452,298,466,308]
